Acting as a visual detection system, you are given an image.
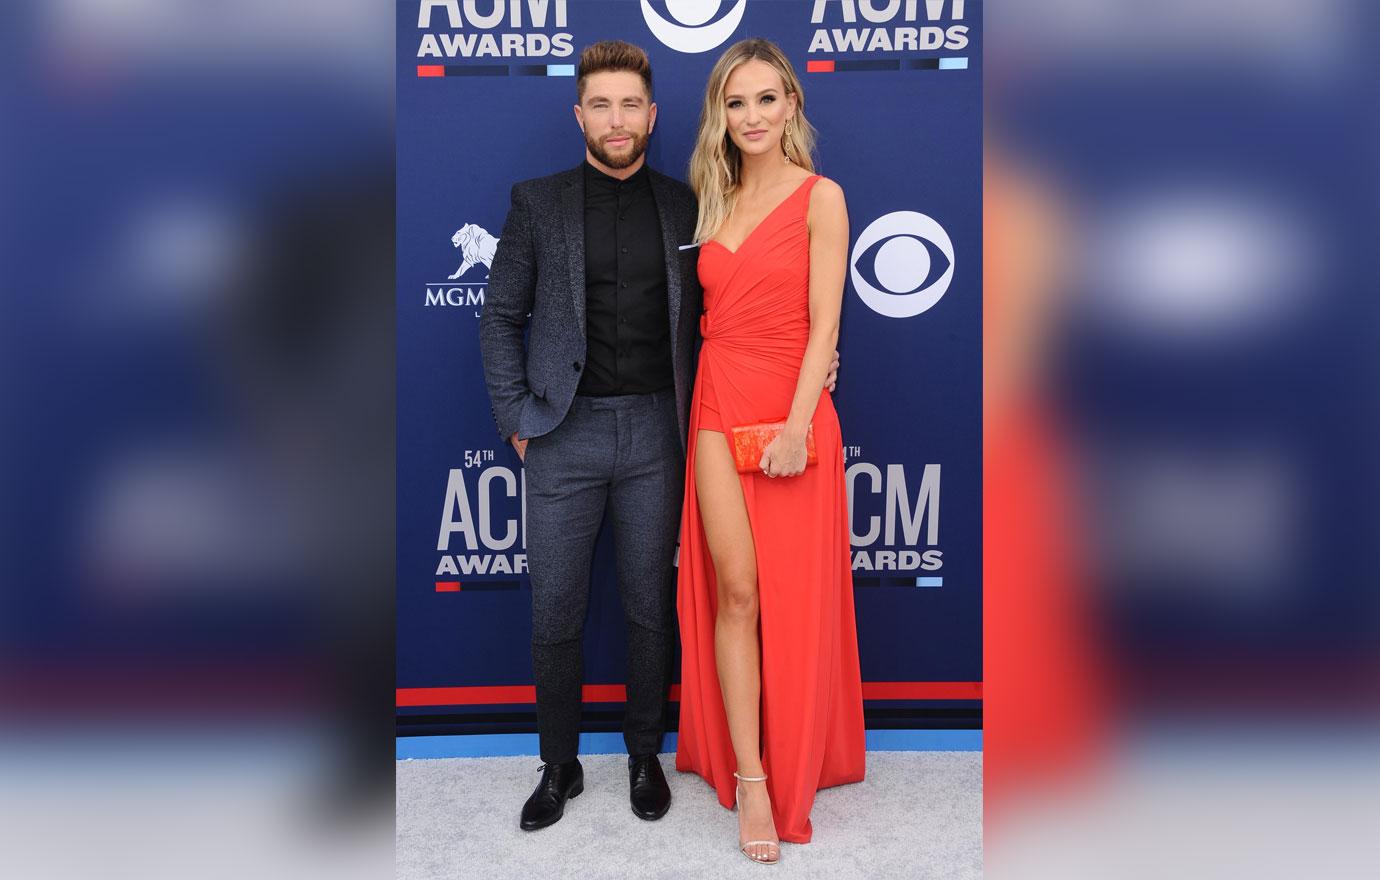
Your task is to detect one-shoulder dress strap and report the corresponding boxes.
[798,174,824,212]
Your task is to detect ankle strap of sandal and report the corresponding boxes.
[733,771,768,782]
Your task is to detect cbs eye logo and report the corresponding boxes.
[640,0,747,53]
[849,211,955,319]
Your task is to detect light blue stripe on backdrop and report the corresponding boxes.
[939,57,969,70]
[397,730,981,759]
[546,64,575,76]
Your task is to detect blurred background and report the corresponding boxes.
[0,1,1375,878]
[1,1,394,877]
[984,1,1378,877]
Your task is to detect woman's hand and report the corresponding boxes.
[760,428,809,478]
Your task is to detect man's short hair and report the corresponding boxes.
[576,41,653,102]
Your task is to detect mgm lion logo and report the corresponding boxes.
[449,223,500,281]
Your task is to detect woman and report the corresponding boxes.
[675,38,866,864]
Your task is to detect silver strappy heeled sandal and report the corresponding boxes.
[733,771,780,865]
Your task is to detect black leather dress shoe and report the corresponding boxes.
[519,759,583,831]
[628,752,671,821]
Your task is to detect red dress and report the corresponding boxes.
[675,175,866,844]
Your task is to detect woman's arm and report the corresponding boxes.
[761,177,848,478]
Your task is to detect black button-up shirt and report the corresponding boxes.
[578,161,674,396]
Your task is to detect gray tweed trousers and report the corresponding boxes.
[522,390,683,763]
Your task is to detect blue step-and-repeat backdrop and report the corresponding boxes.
[396,0,982,737]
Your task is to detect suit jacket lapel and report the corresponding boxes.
[648,170,683,349]
[560,166,586,326]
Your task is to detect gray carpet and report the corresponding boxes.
[397,751,982,879]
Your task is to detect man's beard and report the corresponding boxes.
[586,129,649,170]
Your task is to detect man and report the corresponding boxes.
[479,41,836,831]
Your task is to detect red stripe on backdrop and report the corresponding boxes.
[417,65,445,77]
[396,682,981,707]
[806,60,835,73]
[864,681,982,700]
[435,581,461,592]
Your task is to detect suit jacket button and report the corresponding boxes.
[573,361,582,371]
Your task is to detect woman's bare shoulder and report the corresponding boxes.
[807,175,847,219]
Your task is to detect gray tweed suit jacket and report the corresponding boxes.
[478,164,703,449]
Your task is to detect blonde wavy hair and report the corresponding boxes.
[689,38,817,244]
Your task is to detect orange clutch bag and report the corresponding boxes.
[730,421,817,474]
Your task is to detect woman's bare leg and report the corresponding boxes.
[694,429,778,861]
